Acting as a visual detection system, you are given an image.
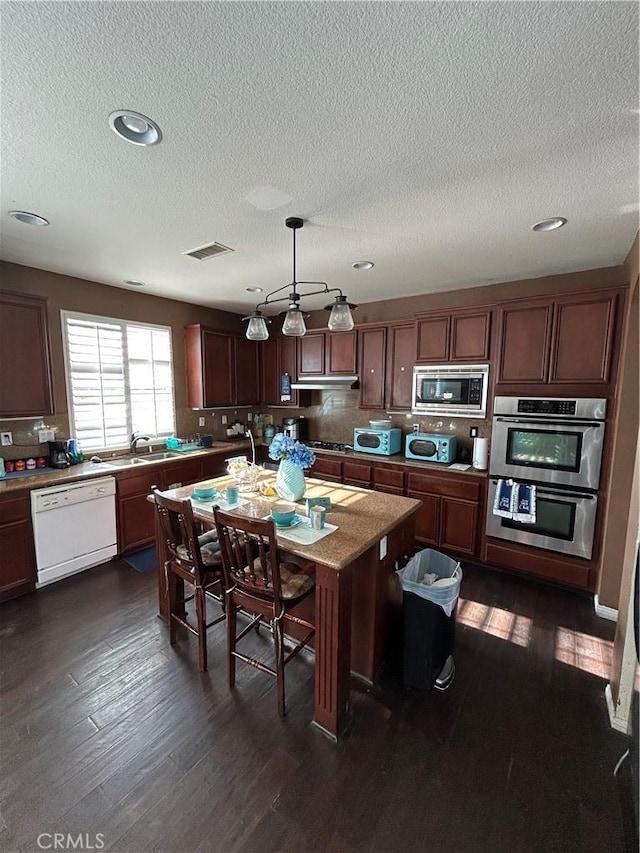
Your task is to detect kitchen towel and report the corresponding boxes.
[513,483,537,523]
[493,479,515,517]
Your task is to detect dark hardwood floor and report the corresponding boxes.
[0,558,634,853]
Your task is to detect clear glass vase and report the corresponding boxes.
[275,458,306,502]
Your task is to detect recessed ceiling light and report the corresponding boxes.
[8,210,49,226]
[352,261,374,270]
[531,217,567,232]
[246,287,263,293]
[109,110,162,146]
[124,279,145,287]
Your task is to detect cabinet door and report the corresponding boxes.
[234,336,260,405]
[327,331,357,374]
[260,338,280,406]
[550,293,616,383]
[164,458,203,489]
[450,310,491,362]
[202,331,234,406]
[298,333,325,375]
[439,497,478,556]
[0,291,54,417]
[409,492,440,545]
[359,328,386,409]
[0,494,36,601]
[416,317,449,363]
[201,454,228,479]
[116,470,161,553]
[497,301,552,384]
[385,324,415,410]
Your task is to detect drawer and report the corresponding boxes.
[406,471,480,501]
[0,493,30,524]
[164,459,203,488]
[312,456,343,479]
[373,467,405,490]
[116,469,160,498]
[343,460,372,483]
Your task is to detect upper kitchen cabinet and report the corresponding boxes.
[0,291,54,418]
[495,288,622,393]
[260,335,310,408]
[359,322,415,411]
[416,308,492,364]
[185,325,259,408]
[297,330,357,376]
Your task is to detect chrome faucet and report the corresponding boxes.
[130,431,149,453]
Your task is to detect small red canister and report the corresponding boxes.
[5,460,15,472]
[36,456,46,468]
[15,459,26,471]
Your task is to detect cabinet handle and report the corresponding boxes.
[400,366,405,372]
[370,368,375,373]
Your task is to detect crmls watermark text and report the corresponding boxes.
[37,834,105,850]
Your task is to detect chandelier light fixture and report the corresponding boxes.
[243,217,357,341]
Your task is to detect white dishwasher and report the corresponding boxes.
[31,476,118,587]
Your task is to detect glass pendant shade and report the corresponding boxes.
[246,314,269,341]
[328,299,355,331]
[282,307,306,337]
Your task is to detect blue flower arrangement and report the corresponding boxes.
[268,432,316,468]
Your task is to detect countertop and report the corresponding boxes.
[310,446,488,477]
[0,441,252,496]
[159,473,422,572]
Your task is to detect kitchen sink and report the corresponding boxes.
[101,457,152,468]
[143,451,184,461]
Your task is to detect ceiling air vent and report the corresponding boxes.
[183,241,233,261]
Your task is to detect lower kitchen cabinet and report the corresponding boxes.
[116,469,160,554]
[201,453,228,479]
[163,458,204,490]
[406,470,481,558]
[0,492,36,602]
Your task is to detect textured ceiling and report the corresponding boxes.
[1,1,638,317]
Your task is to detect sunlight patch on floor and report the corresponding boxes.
[457,597,532,647]
[554,627,612,678]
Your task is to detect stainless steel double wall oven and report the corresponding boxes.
[486,397,607,560]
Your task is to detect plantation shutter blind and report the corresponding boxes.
[64,314,175,452]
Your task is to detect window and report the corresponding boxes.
[62,311,175,452]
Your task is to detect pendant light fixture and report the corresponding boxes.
[243,217,357,340]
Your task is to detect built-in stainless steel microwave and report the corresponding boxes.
[412,364,489,418]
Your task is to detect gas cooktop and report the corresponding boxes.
[307,440,354,453]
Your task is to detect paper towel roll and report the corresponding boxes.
[472,437,488,470]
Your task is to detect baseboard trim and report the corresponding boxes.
[594,594,618,622]
[605,683,631,734]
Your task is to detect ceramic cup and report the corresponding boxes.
[222,485,239,504]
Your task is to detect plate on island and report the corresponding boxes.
[271,515,304,530]
[191,492,218,502]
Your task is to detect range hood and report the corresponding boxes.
[290,375,359,391]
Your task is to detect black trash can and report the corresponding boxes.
[397,549,461,691]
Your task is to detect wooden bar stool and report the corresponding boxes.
[153,488,225,672]
[213,507,316,716]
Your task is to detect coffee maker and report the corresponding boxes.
[282,417,308,441]
[48,440,71,469]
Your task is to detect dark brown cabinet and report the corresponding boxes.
[372,465,404,495]
[260,336,308,408]
[342,459,372,487]
[406,470,481,557]
[496,289,620,391]
[359,323,415,411]
[359,327,387,409]
[116,468,160,554]
[185,326,260,408]
[0,291,54,418]
[0,492,36,602]
[417,308,491,363]
[298,330,358,376]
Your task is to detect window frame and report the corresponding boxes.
[61,310,176,453]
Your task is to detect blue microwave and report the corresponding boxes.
[405,433,457,464]
[353,428,402,456]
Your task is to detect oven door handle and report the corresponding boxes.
[495,417,603,428]
[490,479,596,500]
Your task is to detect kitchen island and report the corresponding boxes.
[151,473,421,740]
